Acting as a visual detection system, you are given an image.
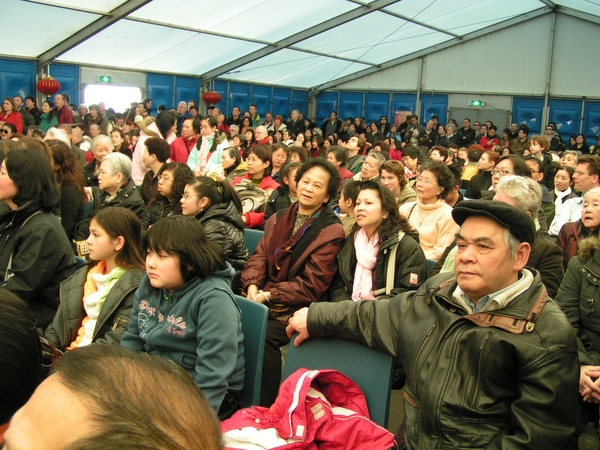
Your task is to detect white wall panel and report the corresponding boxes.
[422,14,552,95]
[336,59,421,90]
[551,14,600,97]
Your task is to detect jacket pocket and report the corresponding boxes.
[580,295,595,316]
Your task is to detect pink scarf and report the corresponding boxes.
[351,228,379,301]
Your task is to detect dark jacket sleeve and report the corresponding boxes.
[95,288,136,346]
[60,184,84,241]
[2,223,68,306]
[555,257,599,365]
[530,239,564,299]
[119,281,147,352]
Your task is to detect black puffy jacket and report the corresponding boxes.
[196,201,249,294]
[0,201,75,327]
[328,227,427,301]
[264,186,293,225]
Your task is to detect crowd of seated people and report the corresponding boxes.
[3,96,600,447]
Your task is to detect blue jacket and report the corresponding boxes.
[121,264,245,413]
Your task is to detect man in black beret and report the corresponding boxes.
[287,200,579,449]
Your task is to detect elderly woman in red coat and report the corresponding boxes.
[241,158,345,407]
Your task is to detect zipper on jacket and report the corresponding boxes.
[59,285,69,348]
[471,332,492,405]
[411,321,438,393]
[94,285,138,341]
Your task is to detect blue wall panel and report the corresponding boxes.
[365,92,390,123]
[549,99,582,145]
[583,101,600,147]
[291,90,309,118]
[211,80,228,112]
[316,92,339,125]
[50,64,80,106]
[229,83,251,113]
[420,94,448,127]
[272,88,291,117]
[251,85,272,118]
[147,74,173,109]
[0,59,36,102]
[339,92,363,121]
[175,76,200,108]
[512,97,544,136]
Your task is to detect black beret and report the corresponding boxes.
[452,200,535,246]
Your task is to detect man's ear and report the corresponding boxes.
[513,242,531,271]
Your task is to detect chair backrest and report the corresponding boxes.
[234,295,268,407]
[74,256,86,269]
[244,228,264,255]
[281,333,394,427]
[426,259,436,273]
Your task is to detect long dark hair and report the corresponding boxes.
[92,208,145,270]
[155,111,178,138]
[0,289,44,424]
[351,180,413,243]
[5,149,60,211]
[46,140,86,201]
[144,216,226,282]
[186,176,243,215]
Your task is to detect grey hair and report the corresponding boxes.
[366,150,386,170]
[44,127,70,146]
[562,150,581,162]
[102,152,132,183]
[92,134,114,152]
[503,228,521,260]
[447,124,457,133]
[495,175,541,218]
[583,186,600,201]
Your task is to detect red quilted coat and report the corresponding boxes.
[221,368,395,450]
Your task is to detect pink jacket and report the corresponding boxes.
[222,368,395,450]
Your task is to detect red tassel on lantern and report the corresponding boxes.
[202,90,222,106]
[37,76,61,96]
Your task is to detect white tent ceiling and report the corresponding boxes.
[3,0,600,91]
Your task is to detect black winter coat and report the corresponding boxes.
[328,228,427,301]
[196,201,249,294]
[0,201,75,326]
[264,186,293,225]
[75,180,147,240]
[142,196,173,230]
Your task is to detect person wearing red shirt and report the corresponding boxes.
[0,98,23,134]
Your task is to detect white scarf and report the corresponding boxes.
[351,228,380,301]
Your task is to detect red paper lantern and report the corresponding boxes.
[202,90,222,106]
[36,76,62,96]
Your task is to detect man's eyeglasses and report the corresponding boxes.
[491,169,513,176]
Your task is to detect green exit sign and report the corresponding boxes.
[99,76,112,83]
[470,100,485,107]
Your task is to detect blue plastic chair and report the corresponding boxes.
[281,333,394,427]
[426,259,436,273]
[74,256,87,269]
[234,295,268,407]
[244,228,264,255]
